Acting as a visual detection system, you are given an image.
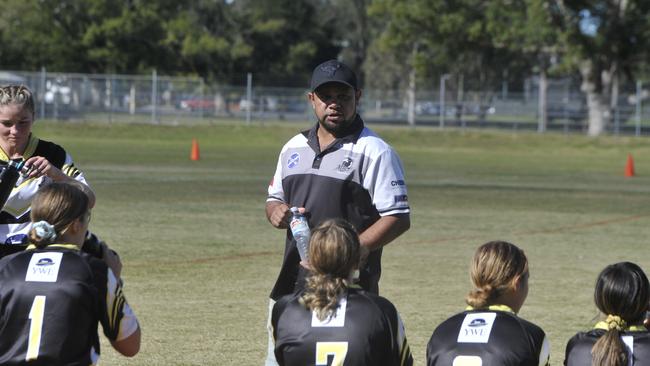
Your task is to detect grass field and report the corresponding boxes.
[32,120,650,365]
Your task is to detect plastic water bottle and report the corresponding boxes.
[289,207,310,261]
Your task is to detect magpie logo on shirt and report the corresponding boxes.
[287,153,300,169]
[468,318,487,327]
[337,157,353,173]
[36,258,55,266]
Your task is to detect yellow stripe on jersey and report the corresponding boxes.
[109,286,125,331]
[62,163,81,178]
[22,135,39,159]
[400,339,411,366]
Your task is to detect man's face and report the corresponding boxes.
[308,83,361,135]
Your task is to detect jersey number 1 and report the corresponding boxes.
[26,295,46,361]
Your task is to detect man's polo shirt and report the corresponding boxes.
[267,116,410,300]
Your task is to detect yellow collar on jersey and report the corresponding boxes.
[466,304,515,314]
[593,321,646,332]
[26,243,80,251]
[0,134,39,161]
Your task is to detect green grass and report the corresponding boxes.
[31,121,650,365]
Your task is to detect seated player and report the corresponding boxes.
[271,218,413,366]
[427,240,550,366]
[0,182,140,365]
[564,261,650,366]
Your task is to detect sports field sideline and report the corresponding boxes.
[33,120,650,365]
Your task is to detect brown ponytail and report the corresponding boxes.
[29,182,90,248]
[300,219,360,321]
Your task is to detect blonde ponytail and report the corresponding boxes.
[300,219,359,321]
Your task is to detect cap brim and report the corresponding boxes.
[311,80,356,92]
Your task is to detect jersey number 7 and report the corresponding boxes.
[316,342,348,366]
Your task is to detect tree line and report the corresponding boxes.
[1,0,648,135]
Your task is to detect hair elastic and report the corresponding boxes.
[605,314,626,331]
[32,220,57,241]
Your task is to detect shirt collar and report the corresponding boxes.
[305,114,365,154]
[466,304,516,314]
[0,134,39,162]
[26,243,80,251]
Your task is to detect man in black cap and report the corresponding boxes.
[263,59,411,365]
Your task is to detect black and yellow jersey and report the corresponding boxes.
[272,286,413,366]
[427,305,550,366]
[564,322,650,366]
[0,135,89,258]
[0,244,138,365]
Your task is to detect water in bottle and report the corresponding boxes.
[289,207,310,261]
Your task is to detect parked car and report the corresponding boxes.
[178,98,216,111]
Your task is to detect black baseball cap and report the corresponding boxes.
[310,60,358,92]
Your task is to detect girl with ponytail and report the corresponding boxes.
[0,182,140,364]
[427,240,550,366]
[565,262,650,366]
[271,219,413,366]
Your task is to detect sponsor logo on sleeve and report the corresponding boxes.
[25,252,63,282]
[287,153,300,169]
[457,313,497,343]
[394,194,408,203]
[391,180,405,187]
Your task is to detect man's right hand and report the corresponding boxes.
[266,201,291,229]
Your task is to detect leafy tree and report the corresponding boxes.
[0,0,89,71]
[549,0,650,135]
[232,0,341,86]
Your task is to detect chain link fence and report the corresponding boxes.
[0,70,647,135]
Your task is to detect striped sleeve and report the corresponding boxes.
[395,312,413,366]
[102,269,139,341]
[362,148,410,217]
[62,153,89,185]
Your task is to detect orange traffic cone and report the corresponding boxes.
[625,154,635,177]
[190,138,200,161]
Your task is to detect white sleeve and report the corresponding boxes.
[538,336,551,366]
[267,149,285,203]
[104,269,139,341]
[363,149,409,216]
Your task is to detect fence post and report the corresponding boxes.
[407,67,415,127]
[199,78,205,120]
[246,73,252,125]
[40,67,46,119]
[537,69,547,133]
[636,80,642,137]
[151,69,157,124]
[439,74,450,128]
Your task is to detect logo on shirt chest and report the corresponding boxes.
[287,153,300,169]
[336,157,353,173]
